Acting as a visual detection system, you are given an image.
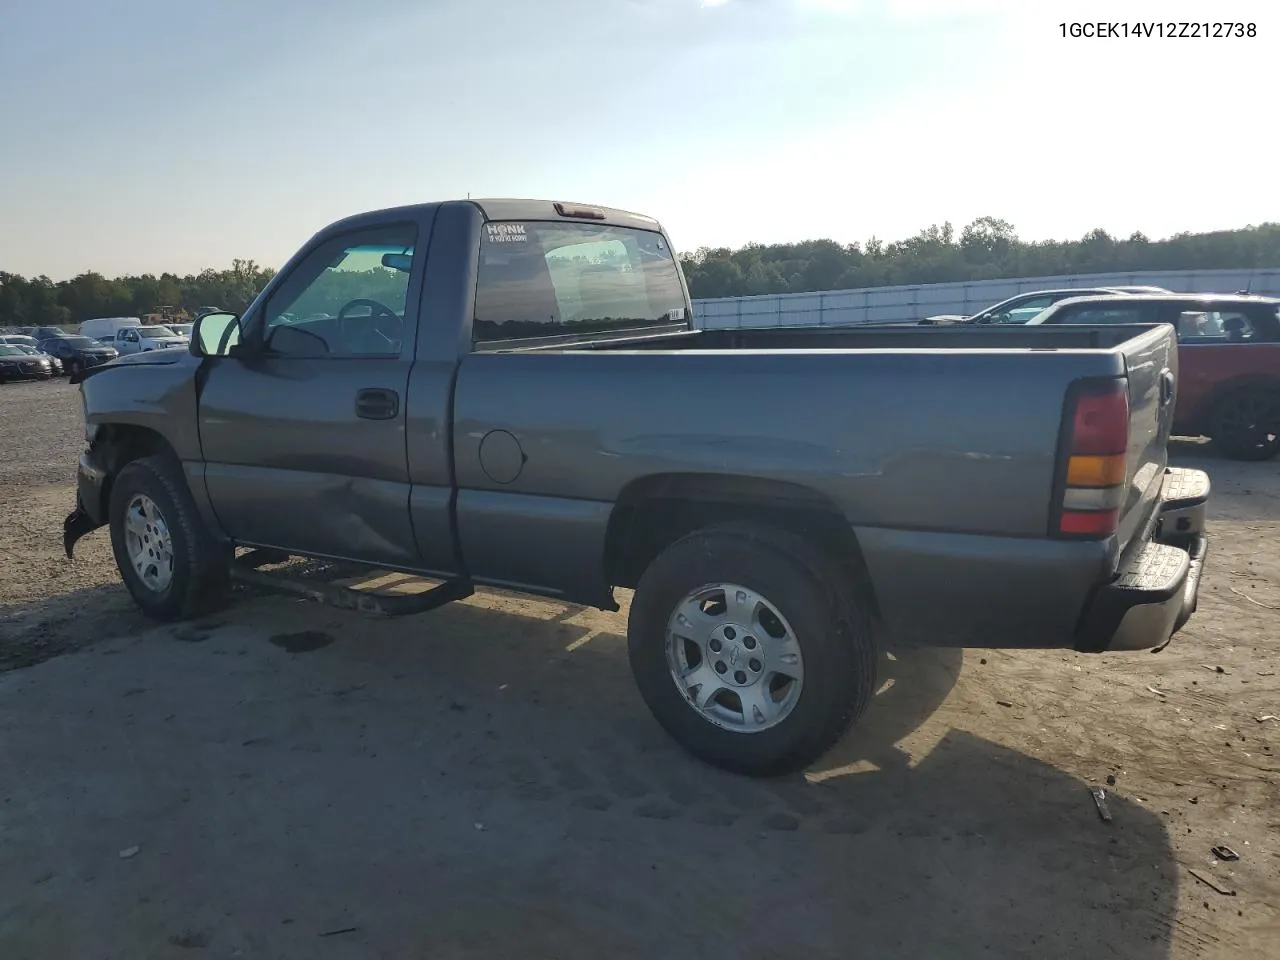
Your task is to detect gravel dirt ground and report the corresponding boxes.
[1,378,1277,959]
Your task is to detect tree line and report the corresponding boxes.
[0,259,276,329]
[680,218,1280,299]
[4,218,1280,328]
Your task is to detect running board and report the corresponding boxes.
[229,553,473,616]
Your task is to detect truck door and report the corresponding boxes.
[196,220,425,567]
[118,328,139,354]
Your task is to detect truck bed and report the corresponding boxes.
[537,322,1162,354]
[454,322,1176,648]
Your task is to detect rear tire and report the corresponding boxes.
[627,522,877,777]
[1211,387,1280,461]
[109,454,231,621]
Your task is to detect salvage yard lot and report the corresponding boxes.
[1,378,1277,959]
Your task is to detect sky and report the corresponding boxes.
[0,0,1275,279]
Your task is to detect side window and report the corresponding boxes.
[261,223,418,358]
[1057,305,1150,325]
[990,295,1057,324]
[1013,295,1058,312]
[1177,310,1254,343]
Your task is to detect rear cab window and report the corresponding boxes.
[473,220,689,346]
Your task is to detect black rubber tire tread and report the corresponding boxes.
[1210,387,1280,462]
[627,520,878,778]
[108,454,231,621]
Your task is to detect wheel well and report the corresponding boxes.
[604,473,880,622]
[1194,377,1280,431]
[91,424,178,514]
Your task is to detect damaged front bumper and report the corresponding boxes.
[63,448,109,559]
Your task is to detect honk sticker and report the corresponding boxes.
[485,223,528,243]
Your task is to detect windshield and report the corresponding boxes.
[0,344,25,356]
[138,326,176,337]
[58,336,99,347]
[13,345,38,354]
[169,324,193,334]
[473,221,688,344]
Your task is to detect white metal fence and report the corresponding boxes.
[691,268,1280,329]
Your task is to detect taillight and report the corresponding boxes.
[1057,380,1129,538]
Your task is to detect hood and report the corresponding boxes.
[71,344,190,383]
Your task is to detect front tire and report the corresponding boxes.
[627,522,877,777]
[108,455,230,621]
[1211,388,1280,461]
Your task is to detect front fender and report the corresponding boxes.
[79,351,206,463]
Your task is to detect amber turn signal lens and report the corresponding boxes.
[1066,454,1126,488]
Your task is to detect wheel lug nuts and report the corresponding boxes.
[744,636,756,649]
[709,639,722,653]
[723,627,736,640]
[714,661,727,675]
[749,658,762,672]
[734,670,747,684]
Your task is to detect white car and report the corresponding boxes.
[111,324,189,354]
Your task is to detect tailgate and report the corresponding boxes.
[1115,325,1178,554]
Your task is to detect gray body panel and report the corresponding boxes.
[75,199,1184,650]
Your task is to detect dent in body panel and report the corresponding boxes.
[451,349,1121,539]
[855,525,1110,648]
[82,355,205,461]
[181,460,225,540]
[203,464,419,565]
[404,360,458,488]
[198,357,416,564]
[1115,328,1176,552]
[408,485,462,577]
[455,489,613,605]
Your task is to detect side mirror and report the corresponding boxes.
[190,312,244,357]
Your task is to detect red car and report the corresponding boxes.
[1028,293,1280,460]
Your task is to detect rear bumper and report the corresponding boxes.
[1073,467,1211,653]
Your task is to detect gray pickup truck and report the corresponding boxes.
[62,198,1210,776]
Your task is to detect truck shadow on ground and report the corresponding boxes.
[196,593,1188,954]
[1,585,1181,959]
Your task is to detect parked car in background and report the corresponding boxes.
[109,324,189,354]
[1028,293,1280,460]
[166,323,194,338]
[0,342,56,381]
[30,325,74,341]
[922,286,1173,325]
[0,334,41,350]
[79,317,142,341]
[9,343,65,374]
[37,335,119,377]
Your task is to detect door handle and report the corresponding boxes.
[1158,370,1175,406]
[355,388,399,420]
